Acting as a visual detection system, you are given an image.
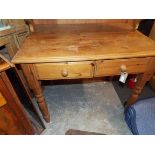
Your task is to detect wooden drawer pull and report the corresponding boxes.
[61,69,68,77]
[120,64,127,72]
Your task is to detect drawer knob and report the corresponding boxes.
[120,65,127,72]
[61,69,68,77]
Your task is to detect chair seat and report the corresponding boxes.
[125,97,155,135]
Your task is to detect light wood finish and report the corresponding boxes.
[32,19,138,30]
[127,58,155,105]
[13,24,155,63]
[35,57,150,80]
[33,19,131,24]
[33,19,130,25]
[12,21,155,122]
[35,61,94,80]
[95,57,150,77]
[21,64,50,122]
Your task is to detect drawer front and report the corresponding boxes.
[95,58,150,77]
[35,61,94,80]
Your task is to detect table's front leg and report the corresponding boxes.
[21,64,50,123]
[127,58,155,106]
[127,73,150,105]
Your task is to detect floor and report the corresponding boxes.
[113,80,155,103]
[41,80,131,135]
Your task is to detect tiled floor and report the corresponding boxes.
[41,80,131,135]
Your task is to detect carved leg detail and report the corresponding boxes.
[21,64,50,122]
[35,92,50,122]
[127,73,153,106]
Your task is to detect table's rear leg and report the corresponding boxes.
[21,64,50,123]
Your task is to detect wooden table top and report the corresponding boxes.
[12,24,155,64]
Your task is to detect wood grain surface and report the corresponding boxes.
[95,57,150,77]
[12,24,155,64]
[32,19,133,25]
[11,21,155,122]
[35,61,94,80]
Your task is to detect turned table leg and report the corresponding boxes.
[21,64,50,122]
[127,58,155,106]
[127,73,149,105]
